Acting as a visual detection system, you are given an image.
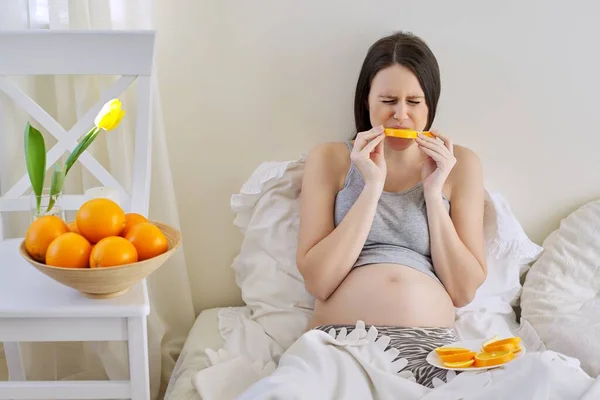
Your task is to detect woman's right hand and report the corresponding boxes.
[350,125,387,191]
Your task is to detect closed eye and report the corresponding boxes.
[381,99,422,105]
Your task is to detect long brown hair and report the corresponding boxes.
[353,32,441,138]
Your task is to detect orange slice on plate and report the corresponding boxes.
[474,350,515,367]
[439,351,476,363]
[434,347,471,356]
[485,343,520,353]
[443,359,475,368]
[482,335,500,348]
[482,337,521,353]
[384,128,435,139]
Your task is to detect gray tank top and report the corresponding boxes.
[334,141,450,284]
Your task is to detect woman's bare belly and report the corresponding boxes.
[307,264,456,329]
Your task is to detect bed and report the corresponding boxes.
[164,307,224,400]
[165,157,600,399]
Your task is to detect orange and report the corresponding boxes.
[46,233,92,268]
[125,222,168,261]
[434,347,470,356]
[443,359,475,368]
[483,337,521,353]
[439,351,476,363]
[121,213,148,237]
[25,216,69,263]
[76,198,126,243]
[474,350,515,367]
[67,220,80,234]
[89,236,138,268]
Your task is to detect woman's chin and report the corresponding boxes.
[385,137,415,151]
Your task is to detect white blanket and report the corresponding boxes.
[194,322,600,400]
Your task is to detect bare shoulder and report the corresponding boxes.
[449,144,484,194]
[454,144,482,165]
[451,145,483,177]
[304,141,352,190]
[306,141,352,165]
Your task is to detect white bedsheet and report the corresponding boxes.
[164,308,225,400]
[192,306,557,399]
[196,322,600,400]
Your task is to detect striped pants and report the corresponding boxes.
[313,324,458,388]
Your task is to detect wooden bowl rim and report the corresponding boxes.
[19,221,182,272]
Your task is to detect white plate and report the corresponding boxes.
[426,339,526,372]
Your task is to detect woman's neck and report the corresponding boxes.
[384,142,424,170]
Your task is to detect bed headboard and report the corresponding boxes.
[156,1,600,313]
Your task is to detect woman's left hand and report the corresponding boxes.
[416,130,457,197]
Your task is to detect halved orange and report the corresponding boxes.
[434,347,471,356]
[483,337,521,353]
[443,359,475,368]
[474,350,515,367]
[439,351,476,363]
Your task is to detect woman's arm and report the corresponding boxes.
[425,146,487,307]
[296,139,384,302]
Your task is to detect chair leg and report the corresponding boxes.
[3,342,26,381]
[128,317,150,400]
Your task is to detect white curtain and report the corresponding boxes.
[0,1,196,398]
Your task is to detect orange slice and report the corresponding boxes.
[482,335,500,348]
[474,350,515,367]
[439,351,476,363]
[434,347,471,356]
[483,337,521,352]
[443,359,475,368]
[384,128,434,139]
[484,343,519,353]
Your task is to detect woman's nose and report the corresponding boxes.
[394,104,408,121]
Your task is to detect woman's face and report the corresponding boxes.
[367,64,429,151]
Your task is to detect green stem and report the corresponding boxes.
[46,195,56,213]
[65,127,100,175]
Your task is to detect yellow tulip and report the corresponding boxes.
[94,99,125,131]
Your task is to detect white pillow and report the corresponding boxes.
[457,191,543,315]
[229,156,313,351]
[520,199,600,377]
[228,157,542,349]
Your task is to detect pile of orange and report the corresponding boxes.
[435,335,522,368]
[24,198,168,269]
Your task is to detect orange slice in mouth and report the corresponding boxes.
[443,359,475,368]
[434,347,471,356]
[474,350,515,367]
[384,128,434,139]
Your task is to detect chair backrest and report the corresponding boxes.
[0,30,156,239]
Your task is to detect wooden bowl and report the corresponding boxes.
[19,221,182,299]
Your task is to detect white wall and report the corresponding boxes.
[155,0,600,313]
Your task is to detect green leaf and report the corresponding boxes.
[65,127,100,175]
[46,163,65,213]
[24,123,46,212]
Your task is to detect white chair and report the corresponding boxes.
[0,31,156,400]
